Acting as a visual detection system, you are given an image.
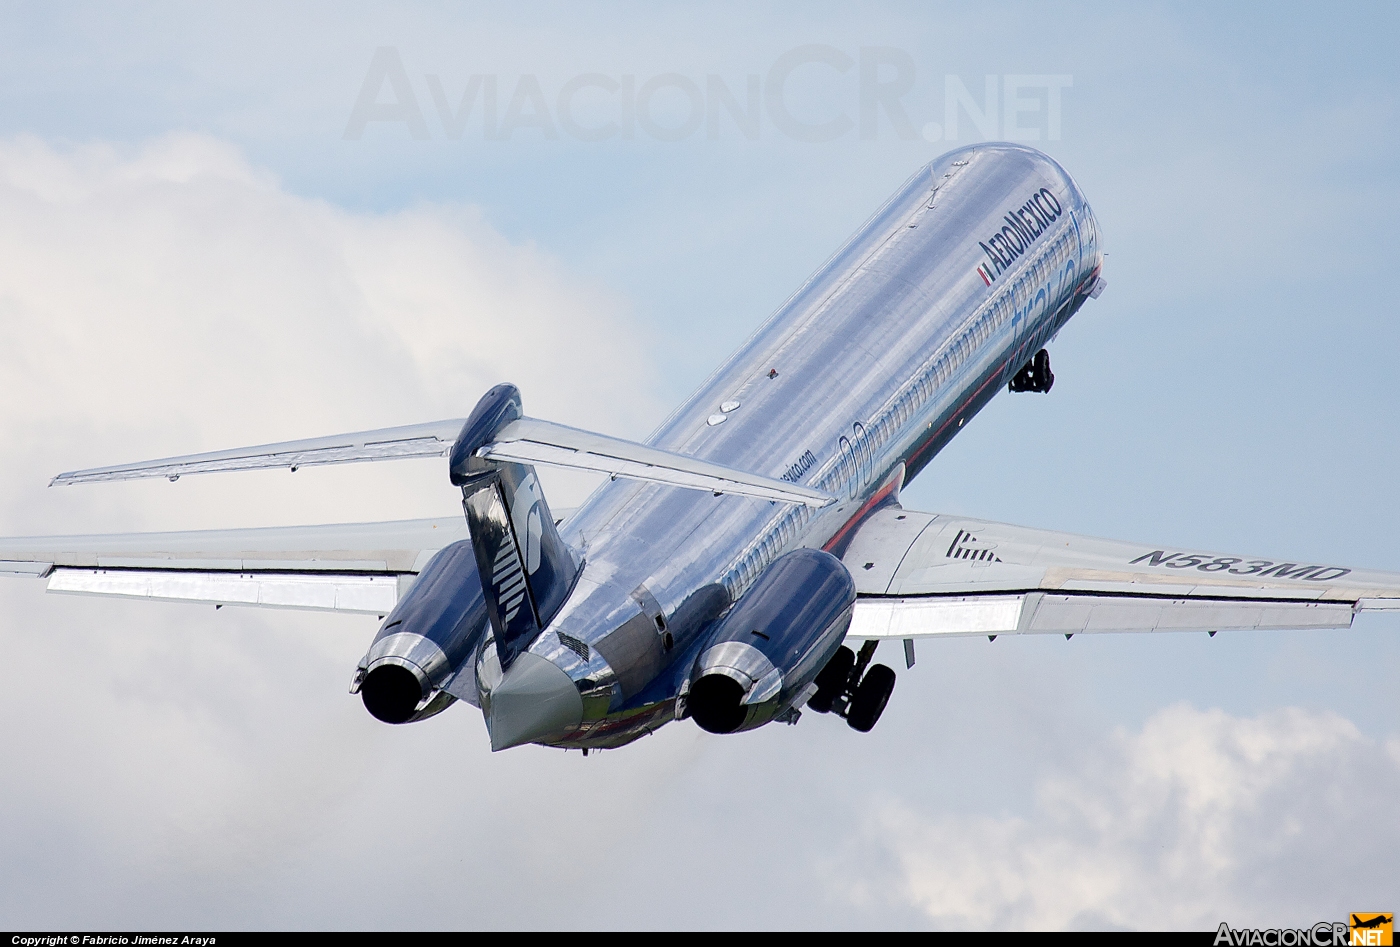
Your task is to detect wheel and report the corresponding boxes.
[847,663,896,732]
[807,646,854,712]
[1032,349,1054,392]
[807,646,855,713]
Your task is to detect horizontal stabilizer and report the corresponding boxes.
[52,413,834,507]
[51,420,468,486]
[479,418,833,507]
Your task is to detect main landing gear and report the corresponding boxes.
[807,640,896,732]
[1009,349,1054,393]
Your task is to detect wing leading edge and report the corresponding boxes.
[842,508,1400,640]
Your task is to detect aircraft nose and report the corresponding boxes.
[487,652,584,751]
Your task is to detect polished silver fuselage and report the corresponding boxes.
[475,142,1103,748]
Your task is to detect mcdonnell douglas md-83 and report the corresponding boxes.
[4,143,1397,751]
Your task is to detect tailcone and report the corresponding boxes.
[486,652,584,750]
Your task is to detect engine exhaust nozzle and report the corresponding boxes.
[353,630,451,724]
[360,663,425,724]
[688,674,749,734]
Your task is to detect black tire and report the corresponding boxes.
[847,663,896,732]
[1033,349,1054,393]
[807,646,855,713]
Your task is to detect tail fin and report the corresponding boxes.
[450,385,581,670]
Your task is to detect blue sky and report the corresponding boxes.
[0,1,1396,930]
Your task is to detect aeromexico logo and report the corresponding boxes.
[974,187,1064,286]
[510,473,546,575]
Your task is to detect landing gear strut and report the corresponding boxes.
[1009,349,1054,393]
[807,639,896,732]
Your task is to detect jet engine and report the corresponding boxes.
[684,548,855,734]
[354,540,490,723]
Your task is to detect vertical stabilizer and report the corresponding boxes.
[450,385,580,670]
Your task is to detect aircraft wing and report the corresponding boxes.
[0,517,479,615]
[842,508,1400,640]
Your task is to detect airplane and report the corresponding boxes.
[3,141,1397,752]
[1351,915,1393,930]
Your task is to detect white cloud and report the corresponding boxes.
[0,132,656,534]
[843,703,1400,931]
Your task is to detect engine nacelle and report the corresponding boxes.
[684,548,855,734]
[354,540,489,724]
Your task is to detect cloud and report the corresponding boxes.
[0,131,656,534]
[840,703,1400,931]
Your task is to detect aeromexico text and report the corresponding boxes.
[976,187,1063,285]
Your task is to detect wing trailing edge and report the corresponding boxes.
[850,592,1356,640]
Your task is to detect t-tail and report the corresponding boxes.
[449,384,581,671]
